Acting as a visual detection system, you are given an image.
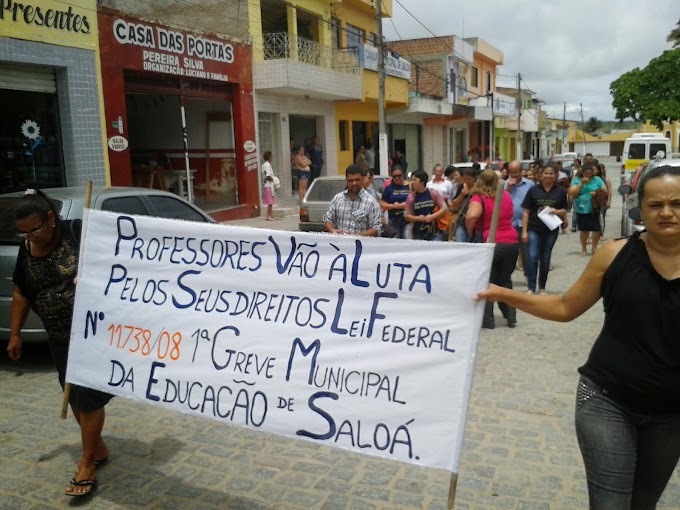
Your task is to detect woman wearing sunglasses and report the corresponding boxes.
[380,165,411,239]
[7,189,112,498]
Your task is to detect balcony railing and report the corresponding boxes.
[262,32,359,75]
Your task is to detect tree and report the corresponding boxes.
[585,117,602,133]
[668,19,680,47]
[610,48,680,129]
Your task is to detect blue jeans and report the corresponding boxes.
[526,229,559,292]
[455,224,469,243]
[575,376,680,510]
[388,219,409,240]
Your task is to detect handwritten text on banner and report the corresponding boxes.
[67,210,493,472]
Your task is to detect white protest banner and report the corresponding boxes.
[67,210,493,473]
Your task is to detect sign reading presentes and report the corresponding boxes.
[0,0,97,50]
[112,18,234,81]
[67,210,493,472]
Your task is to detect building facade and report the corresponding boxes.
[98,5,258,221]
[0,0,107,194]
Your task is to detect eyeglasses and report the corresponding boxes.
[17,222,46,239]
[392,174,404,178]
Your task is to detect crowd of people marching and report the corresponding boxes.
[322,154,612,330]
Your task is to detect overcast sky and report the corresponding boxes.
[383,0,679,122]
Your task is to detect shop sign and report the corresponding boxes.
[108,135,129,152]
[111,18,235,82]
[358,45,411,81]
[492,92,517,117]
[0,0,97,50]
[243,140,256,153]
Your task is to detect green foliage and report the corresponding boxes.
[668,20,680,47]
[585,117,603,133]
[610,48,680,129]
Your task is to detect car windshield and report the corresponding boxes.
[0,197,64,244]
[306,180,347,201]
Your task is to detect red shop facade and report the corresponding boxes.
[99,9,259,221]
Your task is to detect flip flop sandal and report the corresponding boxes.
[65,477,98,497]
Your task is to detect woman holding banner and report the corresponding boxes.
[477,165,680,510]
[7,189,112,498]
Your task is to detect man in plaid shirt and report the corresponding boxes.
[324,165,382,237]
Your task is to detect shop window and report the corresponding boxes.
[471,67,479,88]
[339,120,349,151]
[0,89,64,194]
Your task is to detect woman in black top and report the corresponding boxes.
[477,165,680,509]
[7,190,112,498]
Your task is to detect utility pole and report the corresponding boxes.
[562,102,566,155]
[580,103,586,156]
[376,0,388,176]
[489,92,494,161]
[515,73,521,160]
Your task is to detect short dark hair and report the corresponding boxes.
[411,169,429,184]
[638,165,680,204]
[444,165,457,178]
[263,151,272,161]
[345,165,364,178]
[574,158,581,165]
[462,167,476,179]
[390,164,404,174]
[581,164,595,174]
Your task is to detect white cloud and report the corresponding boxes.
[384,0,679,120]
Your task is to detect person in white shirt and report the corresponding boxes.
[262,151,276,221]
[426,164,453,204]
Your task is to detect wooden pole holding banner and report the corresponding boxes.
[447,178,505,508]
[61,180,93,419]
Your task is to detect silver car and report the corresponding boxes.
[618,158,680,236]
[0,187,215,342]
[298,176,381,232]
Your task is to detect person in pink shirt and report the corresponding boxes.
[465,169,519,329]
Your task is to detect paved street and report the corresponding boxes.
[2,172,679,510]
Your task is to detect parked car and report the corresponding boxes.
[0,187,215,342]
[449,162,488,173]
[299,176,380,232]
[618,157,680,236]
[520,160,534,171]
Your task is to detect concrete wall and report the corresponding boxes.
[99,0,250,40]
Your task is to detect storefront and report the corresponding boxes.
[0,0,107,194]
[98,10,257,221]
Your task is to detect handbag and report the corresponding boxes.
[272,175,281,191]
[591,188,607,213]
[429,189,452,232]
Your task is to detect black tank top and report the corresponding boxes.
[578,231,680,414]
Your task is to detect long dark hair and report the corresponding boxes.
[15,189,60,224]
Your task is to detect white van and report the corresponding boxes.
[621,133,671,178]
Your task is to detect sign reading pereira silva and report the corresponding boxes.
[67,210,493,473]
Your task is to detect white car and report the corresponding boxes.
[618,157,680,236]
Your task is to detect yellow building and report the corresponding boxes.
[0,0,109,192]
[248,0,408,196]
[641,121,680,152]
